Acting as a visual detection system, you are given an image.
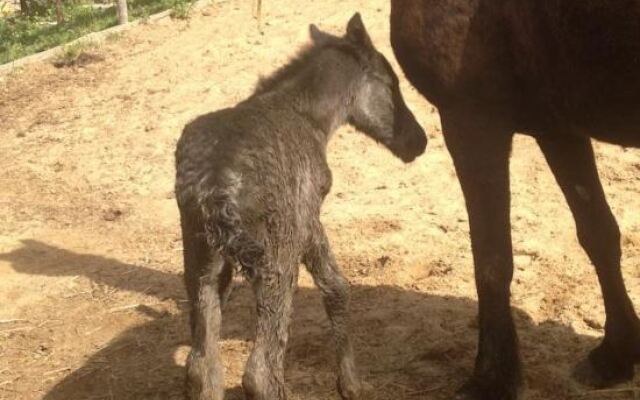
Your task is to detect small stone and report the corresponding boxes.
[173,345,190,366]
[102,208,123,222]
[514,254,533,267]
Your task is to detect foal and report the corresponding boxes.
[175,13,427,400]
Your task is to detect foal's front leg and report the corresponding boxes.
[304,226,361,400]
[243,261,298,400]
[441,112,520,400]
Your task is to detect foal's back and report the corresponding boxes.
[175,94,330,242]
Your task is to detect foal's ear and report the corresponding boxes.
[310,24,331,45]
[346,12,373,49]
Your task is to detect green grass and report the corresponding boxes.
[0,0,193,65]
[52,39,95,66]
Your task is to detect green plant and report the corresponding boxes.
[138,8,150,23]
[105,31,124,42]
[53,39,95,66]
[170,0,191,20]
[0,1,117,64]
[0,0,197,64]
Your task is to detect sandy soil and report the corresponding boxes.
[1,1,639,399]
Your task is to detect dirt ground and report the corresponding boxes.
[1,1,639,399]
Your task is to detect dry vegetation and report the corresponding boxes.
[0,1,639,399]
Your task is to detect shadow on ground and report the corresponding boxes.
[1,240,618,400]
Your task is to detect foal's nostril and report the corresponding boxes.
[395,132,427,163]
[391,110,427,162]
[408,126,427,154]
[415,129,428,149]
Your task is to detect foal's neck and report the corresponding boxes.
[279,61,355,141]
[295,84,351,138]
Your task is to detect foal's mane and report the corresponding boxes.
[251,38,363,97]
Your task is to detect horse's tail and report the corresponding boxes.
[200,193,264,277]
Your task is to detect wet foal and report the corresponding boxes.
[175,13,426,400]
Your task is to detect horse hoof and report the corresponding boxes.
[454,378,520,400]
[573,353,634,388]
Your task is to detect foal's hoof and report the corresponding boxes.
[337,376,362,400]
[185,353,224,400]
[573,349,635,388]
[454,378,520,400]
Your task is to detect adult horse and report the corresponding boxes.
[390,1,640,399]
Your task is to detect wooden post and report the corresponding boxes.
[54,0,64,23]
[20,0,30,15]
[253,0,262,33]
[116,0,128,24]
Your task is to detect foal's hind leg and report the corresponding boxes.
[304,226,361,400]
[537,134,640,387]
[243,259,297,400]
[218,260,235,308]
[181,215,226,400]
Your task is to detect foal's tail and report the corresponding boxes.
[200,193,264,278]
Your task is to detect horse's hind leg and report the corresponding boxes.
[243,258,297,400]
[304,226,361,400]
[536,134,640,387]
[181,212,225,400]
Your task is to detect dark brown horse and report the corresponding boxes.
[390,1,640,399]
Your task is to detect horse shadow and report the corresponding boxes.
[1,240,626,400]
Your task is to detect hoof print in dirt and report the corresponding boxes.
[102,208,124,222]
